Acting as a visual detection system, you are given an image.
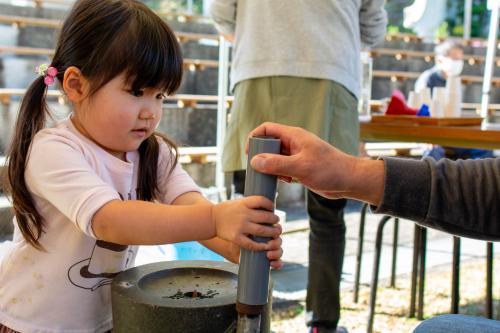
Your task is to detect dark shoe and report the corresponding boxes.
[308,326,348,333]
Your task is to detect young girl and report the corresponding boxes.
[0,1,282,332]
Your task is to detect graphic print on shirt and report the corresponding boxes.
[67,191,136,291]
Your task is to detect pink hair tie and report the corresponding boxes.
[35,64,58,86]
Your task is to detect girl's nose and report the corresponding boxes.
[139,109,156,120]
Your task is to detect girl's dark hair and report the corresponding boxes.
[7,0,183,249]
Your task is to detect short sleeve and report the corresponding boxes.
[25,130,121,237]
[156,139,200,204]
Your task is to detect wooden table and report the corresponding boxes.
[360,118,500,150]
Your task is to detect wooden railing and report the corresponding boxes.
[370,48,500,66]
[384,32,494,49]
[0,88,233,107]
[0,144,216,166]
[0,45,219,71]
[0,14,61,28]
[30,0,74,8]
[2,88,498,114]
[372,70,500,85]
[0,15,218,43]
[0,45,53,56]
[10,45,500,72]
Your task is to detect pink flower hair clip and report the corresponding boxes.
[35,64,58,86]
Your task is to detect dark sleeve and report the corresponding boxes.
[373,157,500,241]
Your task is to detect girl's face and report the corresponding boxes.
[72,73,164,160]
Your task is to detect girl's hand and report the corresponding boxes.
[215,231,282,269]
[266,233,283,269]
[211,196,281,251]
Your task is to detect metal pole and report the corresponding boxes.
[353,203,369,303]
[216,36,230,199]
[451,237,461,314]
[390,218,399,288]
[366,216,392,333]
[202,0,214,16]
[464,0,473,40]
[481,1,499,120]
[409,225,421,318]
[486,242,493,319]
[236,137,280,333]
[417,227,427,320]
[237,137,280,311]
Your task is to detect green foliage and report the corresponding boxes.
[385,0,494,38]
[436,22,449,39]
[386,24,415,35]
[387,25,400,34]
[445,0,491,38]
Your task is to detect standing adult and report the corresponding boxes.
[211,2,387,332]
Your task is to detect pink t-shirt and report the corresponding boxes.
[0,118,199,333]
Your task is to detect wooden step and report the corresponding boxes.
[371,47,500,66]
[0,14,216,34]
[372,70,500,85]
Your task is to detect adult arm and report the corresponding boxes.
[375,157,500,241]
[210,0,236,39]
[249,122,500,241]
[359,0,387,46]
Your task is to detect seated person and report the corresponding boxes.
[415,39,494,160]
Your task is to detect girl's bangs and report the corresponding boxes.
[92,6,182,96]
[124,13,183,95]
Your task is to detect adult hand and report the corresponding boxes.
[247,122,384,205]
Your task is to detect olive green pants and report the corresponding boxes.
[222,77,359,172]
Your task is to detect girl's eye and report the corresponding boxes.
[156,93,166,100]
[130,90,144,97]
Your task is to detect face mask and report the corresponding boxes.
[437,56,464,76]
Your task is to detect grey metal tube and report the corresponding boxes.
[236,136,280,313]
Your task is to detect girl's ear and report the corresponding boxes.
[63,66,90,103]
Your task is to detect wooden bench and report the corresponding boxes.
[0,89,233,107]
[384,32,493,48]
[372,70,500,85]
[0,45,220,71]
[0,15,218,43]
[370,47,500,66]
